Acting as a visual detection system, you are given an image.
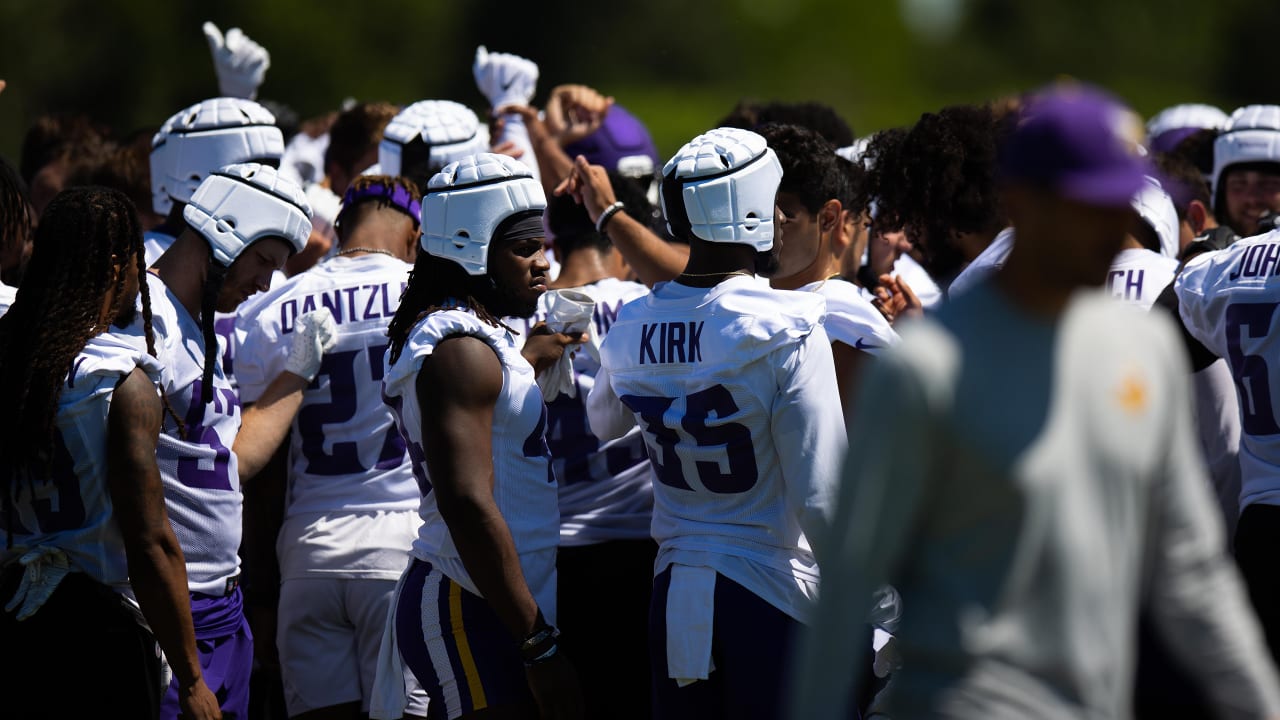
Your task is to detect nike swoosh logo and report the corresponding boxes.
[855,338,881,351]
[502,77,517,91]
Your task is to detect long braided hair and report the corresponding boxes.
[387,251,510,365]
[198,258,228,405]
[0,187,176,541]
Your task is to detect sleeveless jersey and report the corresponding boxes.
[383,308,559,598]
[1177,231,1280,509]
[801,277,899,355]
[505,278,656,546]
[1,333,162,594]
[143,229,177,268]
[592,275,846,621]
[123,273,243,596]
[1107,248,1178,311]
[0,280,15,317]
[236,254,418,517]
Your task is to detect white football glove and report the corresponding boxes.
[3,546,71,621]
[473,45,538,110]
[285,307,338,381]
[202,22,270,99]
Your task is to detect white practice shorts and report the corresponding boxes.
[278,576,429,716]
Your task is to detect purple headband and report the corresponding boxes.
[337,182,422,228]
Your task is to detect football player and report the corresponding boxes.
[585,127,846,719]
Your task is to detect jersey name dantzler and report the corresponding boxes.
[278,281,407,333]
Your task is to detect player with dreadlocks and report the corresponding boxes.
[379,153,585,720]
[119,162,332,720]
[0,187,221,719]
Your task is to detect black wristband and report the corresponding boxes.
[520,625,560,664]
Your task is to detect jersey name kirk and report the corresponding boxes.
[639,321,704,364]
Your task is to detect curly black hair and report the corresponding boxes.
[862,104,1009,280]
[757,123,842,215]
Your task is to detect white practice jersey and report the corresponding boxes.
[1178,231,1280,509]
[0,280,15,317]
[948,227,1015,299]
[383,308,560,598]
[894,253,942,309]
[589,276,846,621]
[1,333,162,594]
[121,273,243,596]
[143,229,177,267]
[1107,248,1178,311]
[506,278,656,546]
[237,254,418,517]
[802,277,899,355]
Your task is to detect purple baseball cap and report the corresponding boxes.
[999,84,1151,207]
[563,104,660,179]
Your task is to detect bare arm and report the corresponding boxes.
[107,368,221,720]
[235,308,336,479]
[233,371,308,480]
[554,155,688,286]
[418,334,582,719]
[499,104,575,199]
[419,335,541,638]
[831,341,869,420]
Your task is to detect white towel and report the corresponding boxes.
[538,289,596,401]
[666,564,717,687]
[369,567,413,720]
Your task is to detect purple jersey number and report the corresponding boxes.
[175,379,237,491]
[297,344,407,476]
[1226,302,1280,436]
[545,387,649,487]
[383,391,432,496]
[620,384,758,493]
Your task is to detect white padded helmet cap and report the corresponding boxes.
[421,153,545,276]
[660,127,783,251]
[150,97,285,215]
[1131,175,1179,258]
[378,100,488,178]
[183,162,313,267]
[1213,105,1280,196]
[1146,103,1228,139]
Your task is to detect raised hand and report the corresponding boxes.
[202,22,270,100]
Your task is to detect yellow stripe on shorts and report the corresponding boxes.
[450,579,488,711]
